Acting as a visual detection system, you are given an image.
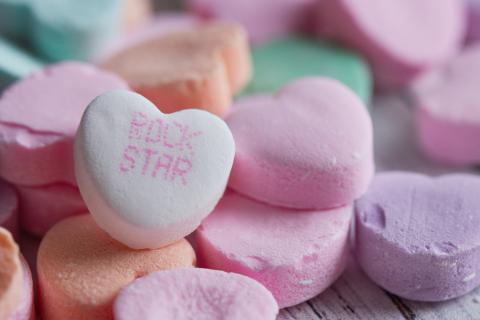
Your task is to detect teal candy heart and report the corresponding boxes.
[0,0,123,61]
[241,37,372,105]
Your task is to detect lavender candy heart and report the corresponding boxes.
[355,172,480,301]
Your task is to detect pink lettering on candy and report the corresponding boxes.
[119,112,202,185]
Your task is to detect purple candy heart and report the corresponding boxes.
[355,172,480,301]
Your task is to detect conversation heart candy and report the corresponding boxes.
[413,44,480,166]
[188,0,315,44]
[356,172,480,301]
[315,0,466,89]
[226,77,373,209]
[30,0,124,61]
[196,192,352,308]
[17,184,86,237]
[101,22,251,116]
[75,90,235,249]
[38,214,196,320]
[114,268,279,320]
[0,62,128,187]
[241,37,372,104]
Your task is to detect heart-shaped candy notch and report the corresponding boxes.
[75,90,235,249]
[226,77,373,209]
[356,172,480,301]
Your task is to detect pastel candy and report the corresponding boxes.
[355,172,480,301]
[31,0,124,61]
[0,179,18,238]
[196,192,352,308]
[9,256,34,320]
[188,0,315,44]
[75,90,235,249]
[226,78,373,209]
[0,228,23,320]
[0,62,128,186]
[413,44,480,166]
[37,214,196,320]
[242,37,372,104]
[101,22,251,116]
[315,0,466,89]
[114,268,279,320]
[0,37,43,89]
[17,184,86,236]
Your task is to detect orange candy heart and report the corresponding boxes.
[102,23,252,116]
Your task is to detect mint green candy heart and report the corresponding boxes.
[242,37,372,105]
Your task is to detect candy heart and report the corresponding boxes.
[75,90,235,249]
[315,0,466,89]
[101,22,251,116]
[187,0,315,44]
[226,77,373,209]
[0,0,150,61]
[355,172,480,301]
[413,44,480,166]
[38,215,196,320]
[241,37,371,104]
[196,192,352,308]
[114,268,279,320]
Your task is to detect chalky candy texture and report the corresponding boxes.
[9,256,34,320]
[0,179,18,238]
[75,90,235,249]
[188,0,315,44]
[316,0,466,89]
[114,268,279,320]
[413,44,480,166]
[0,37,43,89]
[31,0,123,61]
[197,193,352,307]
[0,228,22,320]
[17,184,86,237]
[102,22,251,116]
[37,215,196,320]
[242,37,372,104]
[355,172,480,301]
[227,78,373,209]
[0,62,128,186]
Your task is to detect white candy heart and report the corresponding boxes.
[75,90,235,249]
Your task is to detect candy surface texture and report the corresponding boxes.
[114,268,279,320]
[356,172,480,301]
[75,90,235,249]
[37,214,196,320]
[197,193,352,307]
